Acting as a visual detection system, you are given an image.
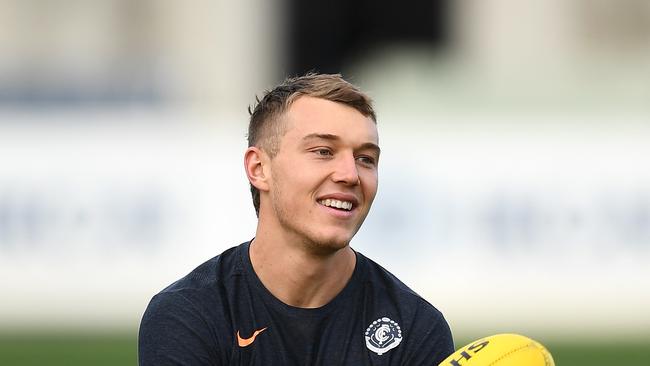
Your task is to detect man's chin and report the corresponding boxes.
[305,233,353,255]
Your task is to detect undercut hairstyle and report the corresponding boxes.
[247,73,376,217]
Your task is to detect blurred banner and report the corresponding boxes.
[1,0,649,343]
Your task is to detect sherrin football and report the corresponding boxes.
[438,333,555,366]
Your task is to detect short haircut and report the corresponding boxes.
[247,73,376,217]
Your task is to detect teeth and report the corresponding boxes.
[319,199,353,211]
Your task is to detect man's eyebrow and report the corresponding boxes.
[302,133,340,142]
[302,133,381,155]
[359,142,381,156]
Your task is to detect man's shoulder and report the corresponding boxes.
[141,241,249,331]
[156,242,247,299]
[357,251,445,316]
[139,243,250,365]
[357,252,419,298]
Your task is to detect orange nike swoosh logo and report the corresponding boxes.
[236,327,268,347]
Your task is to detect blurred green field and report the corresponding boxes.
[0,334,136,366]
[0,333,648,365]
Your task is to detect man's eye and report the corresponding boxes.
[356,156,376,166]
[314,148,333,156]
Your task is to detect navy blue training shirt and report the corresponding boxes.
[139,242,453,365]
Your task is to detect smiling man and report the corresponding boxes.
[139,74,453,365]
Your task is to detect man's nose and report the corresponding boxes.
[331,153,360,186]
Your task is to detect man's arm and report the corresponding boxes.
[402,304,455,366]
[138,291,222,366]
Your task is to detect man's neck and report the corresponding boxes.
[249,235,356,309]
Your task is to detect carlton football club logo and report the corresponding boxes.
[365,317,403,355]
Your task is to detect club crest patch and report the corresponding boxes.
[364,317,403,355]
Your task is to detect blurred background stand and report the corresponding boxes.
[0,1,649,365]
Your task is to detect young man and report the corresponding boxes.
[139,74,453,365]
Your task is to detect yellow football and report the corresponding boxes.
[438,333,555,366]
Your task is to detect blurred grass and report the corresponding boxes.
[0,333,648,365]
[0,333,136,366]
[546,341,648,365]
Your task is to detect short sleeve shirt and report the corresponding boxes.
[139,242,454,365]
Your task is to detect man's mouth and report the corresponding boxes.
[318,199,353,211]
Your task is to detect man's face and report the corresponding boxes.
[266,96,379,253]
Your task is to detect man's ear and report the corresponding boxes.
[244,147,270,192]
